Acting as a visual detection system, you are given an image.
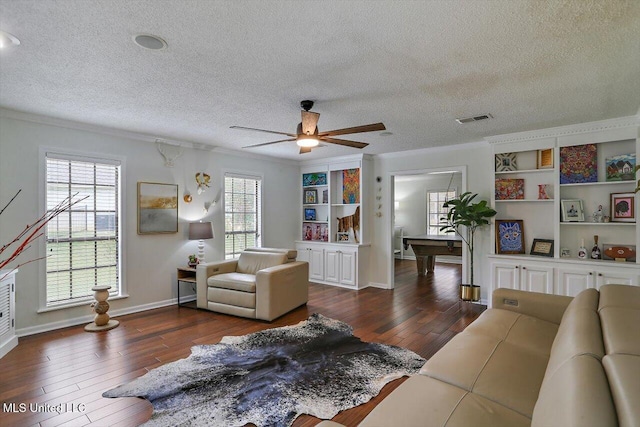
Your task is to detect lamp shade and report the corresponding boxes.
[188,221,213,240]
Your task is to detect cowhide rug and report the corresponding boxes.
[103,313,425,427]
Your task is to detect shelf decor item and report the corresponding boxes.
[440,192,497,301]
[603,244,636,262]
[303,172,327,186]
[530,238,554,257]
[304,189,317,204]
[495,178,524,200]
[611,192,635,222]
[304,208,316,221]
[538,184,551,200]
[342,168,360,204]
[605,153,635,182]
[537,148,554,169]
[559,144,597,184]
[495,153,517,172]
[495,219,525,255]
[303,223,313,240]
[560,199,585,222]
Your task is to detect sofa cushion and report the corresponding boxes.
[600,307,640,356]
[236,251,288,275]
[603,354,640,427]
[207,287,256,309]
[208,272,257,292]
[243,247,297,262]
[532,355,618,427]
[599,284,640,311]
[562,287,599,319]
[359,375,530,427]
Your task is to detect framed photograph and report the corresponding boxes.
[530,238,554,257]
[304,189,317,204]
[611,192,635,222]
[560,248,571,258]
[137,182,179,234]
[605,153,636,182]
[537,148,554,169]
[304,208,316,221]
[495,178,524,200]
[560,199,585,222]
[603,243,636,262]
[560,144,597,184]
[495,153,517,172]
[322,189,328,204]
[302,172,327,187]
[337,232,350,242]
[495,219,525,254]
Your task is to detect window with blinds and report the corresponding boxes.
[45,154,121,307]
[224,173,262,259]
[427,189,456,236]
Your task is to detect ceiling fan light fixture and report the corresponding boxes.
[296,136,319,148]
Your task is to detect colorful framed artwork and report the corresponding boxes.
[537,149,554,169]
[559,144,597,184]
[302,172,327,187]
[560,199,585,222]
[603,244,636,262]
[304,189,317,204]
[530,238,554,257]
[495,153,517,172]
[304,208,316,221]
[496,219,525,254]
[137,182,178,234]
[605,154,636,182]
[495,178,524,200]
[611,192,635,223]
[342,168,360,204]
[303,223,313,240]
[320,223,328,241]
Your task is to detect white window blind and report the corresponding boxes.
[224,173,262,259]
[45,154,121,306]
[427,189,456,236]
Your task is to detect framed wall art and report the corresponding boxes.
[137,182,178,234]
[537,148,554,169]
[559,144,597,184]
[302,172,327,186]
[304,208,316,221]
[611,192,635,223]
[530,238,554,257]
[495,219,525,254]
[495,178,524,200]
[304,189,317,204]
[606,154,636,182]
[560,199,585,222]
[495,153,517,172]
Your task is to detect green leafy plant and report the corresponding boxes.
[439,192,497,286]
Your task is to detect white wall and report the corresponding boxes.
[370,143,494,299]
[0,114,300,334]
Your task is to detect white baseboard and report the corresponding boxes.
[17,297,189,337]
[368,282,392,289]
[0,336,18,359]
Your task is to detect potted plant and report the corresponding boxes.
[188,254,199,268]
[440,192,497,301]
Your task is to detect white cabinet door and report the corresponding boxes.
[557,268,593,296]
[492,262,520,291]
[309,247,325,281]
[520,265,554,294]
[324,250,340,284]
[595,266,637,288]
[339,250,357,287]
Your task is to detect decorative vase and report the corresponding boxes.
[460,284,481,302]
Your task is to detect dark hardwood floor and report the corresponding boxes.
[0,260,485,427]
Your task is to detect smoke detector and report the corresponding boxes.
[455,114,493,124]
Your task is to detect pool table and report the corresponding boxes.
[402,234,463,275]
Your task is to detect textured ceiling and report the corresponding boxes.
[1,0,639,160]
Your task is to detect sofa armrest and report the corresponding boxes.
[315,422,346,427]
[196,260,238,309]
[492,288,573,324]
[255,261,309,321]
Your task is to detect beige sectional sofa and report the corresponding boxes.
[196,248,308,321]
[319,284,640,427]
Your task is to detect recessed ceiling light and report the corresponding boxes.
[133,34,167,50]
[0,30,20,49]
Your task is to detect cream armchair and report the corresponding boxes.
[196,248,309,321]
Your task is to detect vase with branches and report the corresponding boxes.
[440,192,497,301]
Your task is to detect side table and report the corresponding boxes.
[177,267,198,309]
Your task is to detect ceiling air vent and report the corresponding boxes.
[455,114,493,124]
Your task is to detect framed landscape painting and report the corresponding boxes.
[137,182,178,234]
[606,153,636,182]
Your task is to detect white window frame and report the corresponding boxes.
[38,147,127,312]
[426,188,457,236]
[223,171,263,259]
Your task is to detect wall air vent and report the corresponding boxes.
[455,114,493,124]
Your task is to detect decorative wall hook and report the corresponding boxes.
[196,172,211,194]
[156,139,184,167]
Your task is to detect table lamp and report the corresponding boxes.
[188,221,214,263]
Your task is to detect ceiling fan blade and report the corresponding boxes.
[319,137,368,149]
[299,146,313,154]
[301,111,320,135]
[318,122,386,137]
[242,138,296,148]
[230,126,296,138]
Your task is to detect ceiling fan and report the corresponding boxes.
[231,100,386,154]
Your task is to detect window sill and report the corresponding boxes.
[37,293,129,313]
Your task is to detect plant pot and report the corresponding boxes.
[460,284,481,302]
